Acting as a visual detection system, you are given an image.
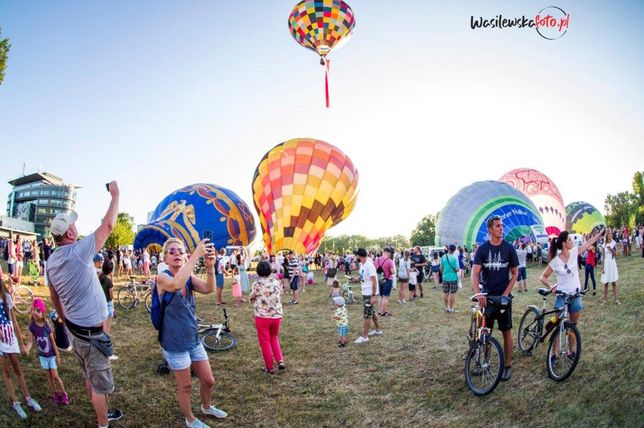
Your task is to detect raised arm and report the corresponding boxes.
[579,228,605,255]
[94,181,120,252]
[158,240,208,293]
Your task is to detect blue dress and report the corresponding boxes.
[240,264,250,293]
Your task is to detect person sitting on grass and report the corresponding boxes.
[332,296,349,348]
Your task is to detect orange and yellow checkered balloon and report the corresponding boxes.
[252,138,359,254]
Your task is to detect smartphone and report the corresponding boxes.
[202,229,213,243]
[105,183,110,192]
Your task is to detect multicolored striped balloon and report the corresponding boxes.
[288,0,355,58]
[252,138,359,254]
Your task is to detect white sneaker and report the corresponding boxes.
[186,417,211,428]
[368,330,383,337]
[109,354,119,361]
[25,397,42,412]
[12,401,27,419]
[201,404,228,419]
[354,336,369,344]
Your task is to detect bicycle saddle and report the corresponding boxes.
[537,288,550,296]
[487,295,511,308]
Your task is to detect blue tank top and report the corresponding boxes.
[160,270,199,353]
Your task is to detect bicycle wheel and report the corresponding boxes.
[117,287,136,309]
[144,291,152,313]
[518,307,542,354]
[464,335,504,396]
[547,321,581,381]
[201,329,237,352]
[13,286,34,314]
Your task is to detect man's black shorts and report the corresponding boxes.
[484,298,512,332]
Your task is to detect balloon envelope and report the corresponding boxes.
[566,201,606,235]
[134,184,256,253]
[436,180,545,249]
[288,0,355,58]
[252,138,359,254]
[499,168,566,236]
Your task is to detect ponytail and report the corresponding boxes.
[548,231,570,261]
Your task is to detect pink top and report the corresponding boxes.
[375,256,395,280]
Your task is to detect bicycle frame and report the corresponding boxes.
[529,292,571,344]
[198,309,231,334]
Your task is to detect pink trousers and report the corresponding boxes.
[254,316,283,371]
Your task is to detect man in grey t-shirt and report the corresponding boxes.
[47,181,122,428]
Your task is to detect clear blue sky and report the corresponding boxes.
[1,0,643,238]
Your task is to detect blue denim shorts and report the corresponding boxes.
[216,274,225,288]
[163,342,209,371]
[555,295,583,315]
[39,355,57,370]
[518,267,527,281]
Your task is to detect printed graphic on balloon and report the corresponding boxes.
[499,168,566,236]
[134,183,256,253]
[252,138,359,254]
[566,201,606,235]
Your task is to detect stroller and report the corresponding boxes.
[28,259,41,285]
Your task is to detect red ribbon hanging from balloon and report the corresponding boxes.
[322,58,331,108]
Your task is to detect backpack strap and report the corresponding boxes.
[157,269,176,341]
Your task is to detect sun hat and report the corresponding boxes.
[333,296,345,306]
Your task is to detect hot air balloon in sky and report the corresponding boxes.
[252,138,359,254]
[566,201,606,235]
[134,183,256,253]
[499,168,566,236]
[288,0,356,107]
[436,181,545,249]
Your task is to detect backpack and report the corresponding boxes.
[150,270,175,340]
[376,258,387,284]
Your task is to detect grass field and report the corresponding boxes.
[0,253,642,427]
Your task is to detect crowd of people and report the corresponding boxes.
[0,181,641,426]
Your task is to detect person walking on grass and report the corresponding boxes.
[600,231,620,305]
[397,250,410,304]
[516,243,528,293]
[46,182,123,428]
[471,215,518,382]
[353,248,383,344]
[440,245,460,313]
[287,251,300,305]
[157,238,227,428]
[376,247,396,317]
[332,296,348,347]
[249,261,285,374]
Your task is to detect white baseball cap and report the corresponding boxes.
[50,211,78,237]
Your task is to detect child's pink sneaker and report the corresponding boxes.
[59,392,70,405]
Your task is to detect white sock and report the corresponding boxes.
[99,425,109,428]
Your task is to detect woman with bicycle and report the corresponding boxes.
[157,238,227,428]
[539,229,605,359]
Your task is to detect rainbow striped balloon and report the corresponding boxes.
[252,138,359,254]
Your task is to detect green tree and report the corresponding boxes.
[632,171,644,224]
[105,212,136,249]
[410,214,437,246]
[604,192,636,229]
[0,28,10,85]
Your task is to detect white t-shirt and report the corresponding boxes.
[359,258,377,296]
[516,249,527,268]
[548,246,580,294]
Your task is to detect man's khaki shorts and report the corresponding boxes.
[72,335,115,395]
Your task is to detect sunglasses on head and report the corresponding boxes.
[167,247,186,255]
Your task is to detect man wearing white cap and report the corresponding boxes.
[46,181,123,428]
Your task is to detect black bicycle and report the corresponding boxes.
[464,293,510,396]
[517,288,584,381]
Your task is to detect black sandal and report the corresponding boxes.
[277,362,286,370]
[261,368,275,374]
